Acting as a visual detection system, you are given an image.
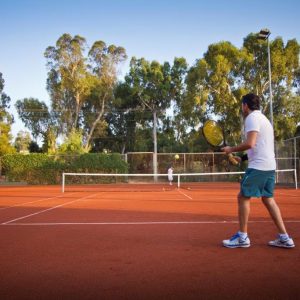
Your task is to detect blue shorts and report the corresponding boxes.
[240,168,275,198]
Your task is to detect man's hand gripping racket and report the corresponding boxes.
[202,120,239,165]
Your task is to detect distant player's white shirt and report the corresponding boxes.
[168,168,173,181]
[244,110,276,171]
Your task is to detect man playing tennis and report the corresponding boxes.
[221,93,295,248]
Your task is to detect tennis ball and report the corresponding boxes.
[174,154,180,160]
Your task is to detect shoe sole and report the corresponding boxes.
[223,243,251,248]
[268,243,295,248]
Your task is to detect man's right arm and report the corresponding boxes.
[222,131,257,154]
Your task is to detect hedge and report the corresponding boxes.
[1,153,128,184]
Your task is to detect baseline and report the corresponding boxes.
[2,220,300,226]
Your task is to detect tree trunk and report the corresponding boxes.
[74,93,81,128]
[84,98,105,151]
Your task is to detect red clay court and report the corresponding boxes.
[0,183,299,299]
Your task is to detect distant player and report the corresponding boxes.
[167,165,174,186]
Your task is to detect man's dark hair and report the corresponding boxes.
[242,93,260,110]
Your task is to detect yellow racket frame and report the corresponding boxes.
[202,120,239,165]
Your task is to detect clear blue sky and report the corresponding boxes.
[1,0,300,138]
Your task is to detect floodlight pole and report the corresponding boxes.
[258,28,273,128]
[267,36,273,128]
[258,29,277,182]
[153,110,158,182]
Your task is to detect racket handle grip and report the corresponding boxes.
[228,153,239,165]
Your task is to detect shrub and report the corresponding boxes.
[1,153,128,184]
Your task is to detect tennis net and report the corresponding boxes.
[62,169,297,192]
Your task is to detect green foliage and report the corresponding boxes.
[15,98,52,140]
[184,36,300,142]
[273,93,300,139]
[2,153,128,184]
[125,57,174,112]
[2,154,50,181]
[0,72,15,155]
[0,132,16,156]
[14,131,31,153]
[58,129,88,154]
[186,42,244,132]
[241,35,300,139]
[29,141,42,153]
[115,57,188,154]
[43,34,127,151]
[42,127,57,154]
[45,34,92,133]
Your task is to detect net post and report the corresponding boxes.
[294,169,298,190]
[62,173,65,193]
[177,174,180,188]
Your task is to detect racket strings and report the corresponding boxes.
[203,120,224,147]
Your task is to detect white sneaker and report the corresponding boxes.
[268,236,295,248]
[223,232,250,248]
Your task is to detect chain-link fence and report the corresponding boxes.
[125,145,299,185]
[276,136,300,185]
[125,152,243,182]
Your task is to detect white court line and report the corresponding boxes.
[177,189,193,200]
[0,192,78,210]
[2,220,300,226]
[275,192,300,198]
[97,199,188,202]
[2,193,102,225]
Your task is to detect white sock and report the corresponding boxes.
[238,231,248,239]
[279,233,289,240]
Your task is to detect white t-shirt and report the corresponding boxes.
[244,110,276,171]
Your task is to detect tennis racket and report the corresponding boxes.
[202,120,239,165]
